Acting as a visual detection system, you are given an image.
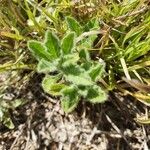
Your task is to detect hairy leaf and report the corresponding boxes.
[28,40,51,61]
[60,53,79,67]
[89,62,105,82]
[37,59,58,73]
[61,86,79,113]
[66,17,82,36]
[67,74,93,86]
[86,85,107,103]
[61,32,75,55]
[61,63,93,86]
[42,75,64,96]
[84,18,99,31]
[44,31,61,59]
[62,64,82,76]
[79,49,90,61]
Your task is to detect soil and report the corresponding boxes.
[0,73,150,150]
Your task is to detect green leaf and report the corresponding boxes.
[0,98,26,129]
[60,53,79,67]
[86,85,107,103]
[89,62,105,82]
[80,34,97,49]
[67,74,93,86]
[62,64,93,86]
[3,113,14,129]
[0,107,14,129]
[50,84,66,96]
[61,32,76,55]
[78,85,88,97]
[28,40,51,61]
[44,31,61,59]
[61,86,79,113]
[62,64,82,76]
[81,61,92,71]
[66,17,82,36]
[84,18,99,31]
[42,75,64,96]
[37,59,58,73]
[79,49,90,61]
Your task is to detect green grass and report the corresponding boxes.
[0,0,150,128]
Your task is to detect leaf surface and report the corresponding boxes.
[28,40,51,61]
[61,86,79,113]
[61,32,75,55]
[66,17,82,36]
[44,31,61,59]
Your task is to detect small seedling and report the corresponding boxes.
[28,17,107,113]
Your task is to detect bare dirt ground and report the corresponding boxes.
[0,73,150,150]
